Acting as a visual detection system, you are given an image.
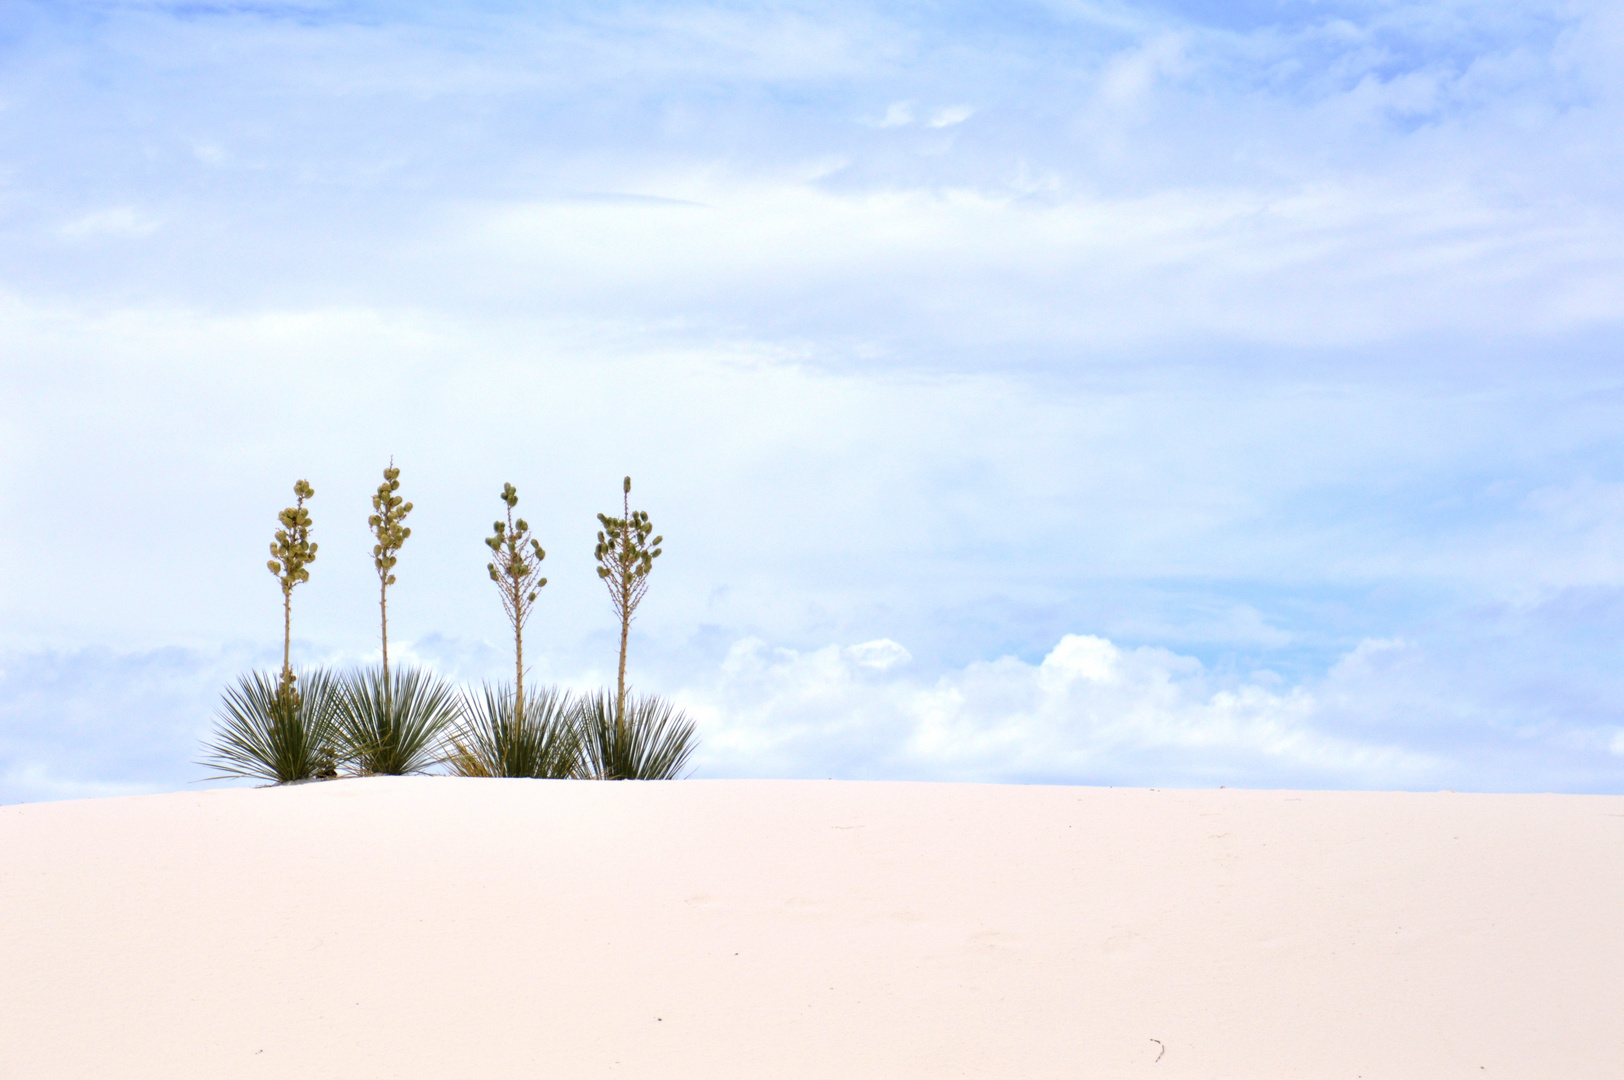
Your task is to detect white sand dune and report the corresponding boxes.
[3,778,1621,1078]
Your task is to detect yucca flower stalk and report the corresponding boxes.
[266,479,317,704]
[446,684,580,778]
[486,483,547,718]
[594,476,662,723]
[368,461,413,685]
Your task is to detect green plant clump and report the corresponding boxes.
[200,668,342,783]
[200,479,340,785]
[576,690,696,780]
[447,684,580,778]
[337,666,462,776]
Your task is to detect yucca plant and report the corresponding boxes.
[336,665,462,776]
[594,475,662,723]
[199,667,342,783]
[368,460,413,684]
[445,684,580,778]
[576,690,696,780]
[486,483,547,718]
[266,479,317,702]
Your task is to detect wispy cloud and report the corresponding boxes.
[874,100,914,127]
[925,104,973,128]
[58,207,161,240]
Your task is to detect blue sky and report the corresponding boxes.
[3,0,1624,801]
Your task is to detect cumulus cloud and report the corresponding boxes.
[685,632,1440,786]
[6,615,1624,804]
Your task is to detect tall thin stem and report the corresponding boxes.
[486,485,544,723]
[512,505,525,719]
[267,479,315,702]
[282,590,293,686]
[595,477,659,731]
[380,582,390,684]
[616,484,630,723]
[369,462,411,694]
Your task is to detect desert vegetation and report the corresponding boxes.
[370,462,412,684]
[333,465,460,775]
[200,469,697,784]
[201,481,342,782]
[581,476,695,779]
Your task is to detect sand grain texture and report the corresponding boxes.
[2,778,1621,1078]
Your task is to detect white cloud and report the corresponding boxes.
[926,105,973,128]
[57,208,161,240]
[4,617,1622,803]
[455,171,1624,351]
[685,633,1440,786]
[875,100,914,127]
[1096,34,1190,109]
[845,639,911,671]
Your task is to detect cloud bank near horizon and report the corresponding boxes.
[9,618,1624,804]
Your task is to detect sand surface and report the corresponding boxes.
[3,778,1622,1079]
